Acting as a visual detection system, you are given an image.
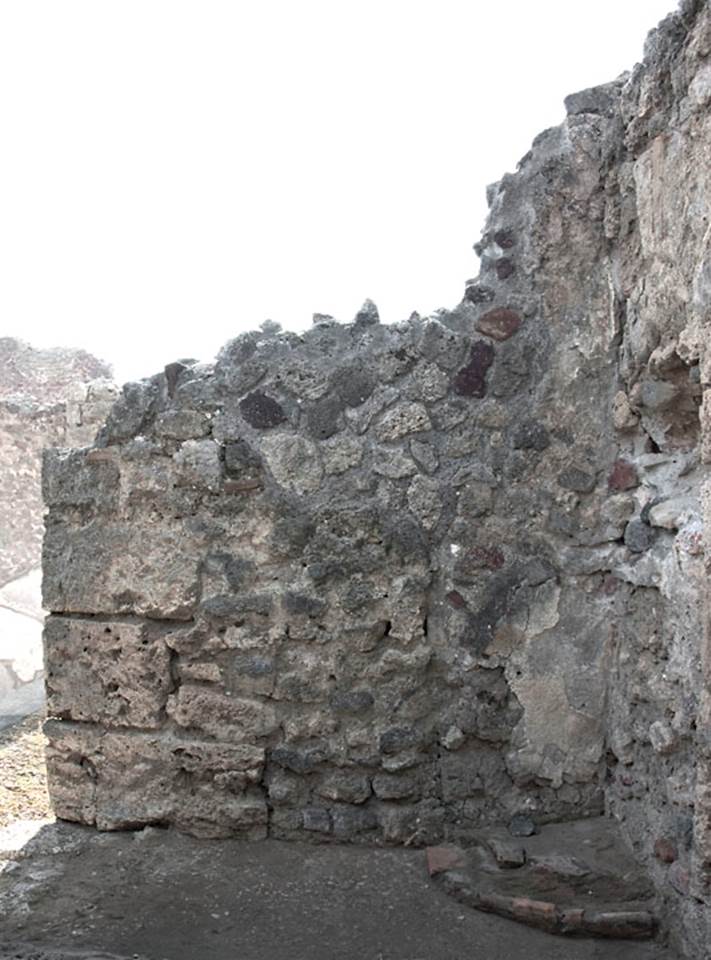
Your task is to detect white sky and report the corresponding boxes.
[1,0,675,385]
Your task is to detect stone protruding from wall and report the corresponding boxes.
[0,338,116,725]
[42,3,711,956]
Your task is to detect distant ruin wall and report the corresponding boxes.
[42,3,711,955]
[0,338,116,720]
[0,338,114,587]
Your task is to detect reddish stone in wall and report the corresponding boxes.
[473,545,505,569]
[493,229,515,249]
[608,458,638,491]
[496,259,515,280]
[446,590,467,609]
[452,341,495,398]
[476,308,522,342]
[654,837,678,864]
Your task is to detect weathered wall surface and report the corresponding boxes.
[41,2,711,955]
[0,338,116,723]
[0,338,114,587]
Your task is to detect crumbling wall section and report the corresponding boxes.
[41,3,711,956]
[597,5,711,952]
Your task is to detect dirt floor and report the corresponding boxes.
[0,716,676,960]
[0,713,51,829]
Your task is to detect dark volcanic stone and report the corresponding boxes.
[283,592,327,617]
[476,308,522,342]
[332,363,375,407]
[493,229,516,249]
[330,690,375,714]
[306,395,343,440]
[201,593,272,618]
[239,391,286,429]
[624,519,656,553]
[509,814,538,837]
[452,341,495,398]
[164,361,188,397]
[332,806,378,839]
[302,807,332,833]
[513,420,550,451]
[464,283,495,304]
[379,726,417,754]
[223,439,261,474]
[354,298,380,326]
[104,380,158,443]
[558,466,596,493]
[270,746,326,774]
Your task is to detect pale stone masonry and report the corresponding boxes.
[0,338,115,724]
[42,2,711,956]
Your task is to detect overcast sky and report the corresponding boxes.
[1,0,675,384]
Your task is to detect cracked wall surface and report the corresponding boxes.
[42,3,711,955]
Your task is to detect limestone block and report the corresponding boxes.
[42,448,120,511]
[44,720,267,838]
[154,409,211,440]
[260,434,323,494]
[316,771,372,804]
[172,439,223,492]
[44,616,172,728]
[43,518,201,620]
[167,684,278,740]
[375,402,431,442]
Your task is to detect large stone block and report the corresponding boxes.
[44,616,172,729]
[42,448,120,511]
[43,518,201,620]
[166,685,279,740]
[44,720,267,838]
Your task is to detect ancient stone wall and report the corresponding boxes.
[41,3,711,955]
[0,338,116,723]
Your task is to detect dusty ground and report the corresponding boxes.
[0,716,676,960]
[0,822,676,960]
[0,713,51,829]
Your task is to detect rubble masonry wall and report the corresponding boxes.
[42,3,711,954]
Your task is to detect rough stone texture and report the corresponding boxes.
[0,340,114,588]
[0,340,116,725]
[41,4,711,957]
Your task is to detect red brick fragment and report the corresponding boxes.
[477,891,517,918]
[446,590,467,609]
[608,458,638,491]
[476,308,522,342]
[469,545,505,570]
[560,907,585,933]
[654,837,678,864]
[452,341,495,398]
[582,910,655,939]
[510,896,558,932]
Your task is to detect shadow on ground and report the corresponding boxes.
[0,820,675,960]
